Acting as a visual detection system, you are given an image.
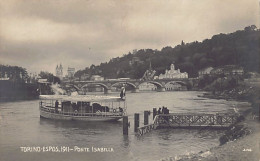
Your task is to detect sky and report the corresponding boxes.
[0,0,259,75]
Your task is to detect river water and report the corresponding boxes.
[0,91,250,161]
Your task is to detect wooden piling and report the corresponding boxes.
[123,116,128,135]
[134,113,139,132]
[144,111,149,125]
[153,108,157,120]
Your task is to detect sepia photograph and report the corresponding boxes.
[0,0,259,161]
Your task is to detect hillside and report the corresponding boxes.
[75,25,259,79]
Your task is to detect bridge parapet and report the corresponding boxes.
[62,78,195,93]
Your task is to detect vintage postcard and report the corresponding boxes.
[0,0,259,161]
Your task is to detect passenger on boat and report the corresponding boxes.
[93,103,103,113]
[55,100,59,113]
[101,106,109,112]
[72,102,78,111]
[120,87,125,99]
[118,107,123,115]
[62,101,71,113]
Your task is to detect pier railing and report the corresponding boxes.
[137,124,155,136]
[136,113,239,136]
[153,113,239,128]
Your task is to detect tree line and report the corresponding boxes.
[0,65,60,84]
[0,65,29,82]
[75,25,259,80]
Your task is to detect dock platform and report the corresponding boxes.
[136,113,239,136]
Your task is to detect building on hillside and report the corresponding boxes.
[80,73,90,80]
[129,57,144,66]
[224,66,244,75]
[157,64,188,79]
[67,67,75,78]
[37,78,49,83]
[198,67,214,78]
[210,65,244,76]
[55,64,63,80]
[90,75,104,81]
[0,71,9,80]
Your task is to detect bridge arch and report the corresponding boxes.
[81,82,109,90]
[168,81,187,86]
[111,82,136,88]
[137,81,163,92]
[143,81,163,88]
[165,81,187,91]
[111,81,137,92]
[65,84,80,91]
[80,83,111,94]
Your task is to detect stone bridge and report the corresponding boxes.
[61,78,198,94]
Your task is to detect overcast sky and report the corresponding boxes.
[0,0,259,75]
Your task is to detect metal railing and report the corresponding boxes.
[137,124,155,136]
[40,105,124,117]
[136,113,239,136]
[153,113,239,128]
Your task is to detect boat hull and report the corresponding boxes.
[40,110,122,121]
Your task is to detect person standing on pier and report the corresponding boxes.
[158,108,162,114]
[162,106,165,114]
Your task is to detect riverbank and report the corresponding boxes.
[160,89,259,161]
[168,110,260,161]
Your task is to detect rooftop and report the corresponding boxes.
[40,95,124,102]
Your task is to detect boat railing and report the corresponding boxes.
[40,104,124,117]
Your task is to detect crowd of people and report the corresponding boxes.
[157,106,169,115]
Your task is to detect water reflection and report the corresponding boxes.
[122,135,130,147]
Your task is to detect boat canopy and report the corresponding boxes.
[40,95,125,102]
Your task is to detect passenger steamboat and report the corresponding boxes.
[39,94,126,121]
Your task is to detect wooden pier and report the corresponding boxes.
[137,124,154,136]
[136,113,239,136]
[153,113,239,129]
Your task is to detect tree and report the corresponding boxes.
[39,71,60,84]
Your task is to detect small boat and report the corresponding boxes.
[39,95,126,121]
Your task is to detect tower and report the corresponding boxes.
[55,64,63,80]
[170,64,175,70]
[141,59,156,80]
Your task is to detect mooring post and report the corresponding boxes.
[134,113,139,132]
[153,108,157,120]
[144,111,149,125]
[123,116,128,135]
